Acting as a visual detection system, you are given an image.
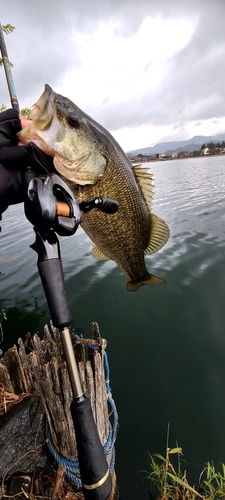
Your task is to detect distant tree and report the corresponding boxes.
[0,24,15,113]
[201,143,206,150]
[0,24,15,68]
[0,24,15,112]
[0,105,31,116]
[20,107,31,118]
[0,104,6,113]
[0,25,30,117]
[1,24,15,35]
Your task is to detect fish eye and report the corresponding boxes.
[67,115,80,128]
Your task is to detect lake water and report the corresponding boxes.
[1,155,225,499]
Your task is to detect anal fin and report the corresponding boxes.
[92,244,109,260]
[145,214,170,254]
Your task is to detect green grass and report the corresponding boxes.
[144,427,225,499]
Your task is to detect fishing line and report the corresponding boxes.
[7,54,26,81]
[22,147,53,174]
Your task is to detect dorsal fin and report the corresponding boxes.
[92,244,109,260]
[132,164,154,212]
[132,164,170,254]
[145,213,170,254]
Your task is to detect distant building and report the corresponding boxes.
[171,152,178,158]
[132,154,149,162]
[177,151,190,157]
[159,153,167,160]
[202,147,209,155]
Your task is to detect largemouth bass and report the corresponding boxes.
[19,84,170,292]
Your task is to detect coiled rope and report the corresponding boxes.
[46,344,118,487]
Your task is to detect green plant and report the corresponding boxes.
[0,24,15,69]
[144,426,225,499]
[20,107,31,118]
[0,24,15,114]
[198,462,225,499]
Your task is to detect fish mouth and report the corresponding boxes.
[29,84,81,129]
[28,84,56,121]
[22,84,107,184]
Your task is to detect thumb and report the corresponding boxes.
[19,114,32,130]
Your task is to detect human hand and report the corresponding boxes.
[18,114,32,145]
[19,114,32,130]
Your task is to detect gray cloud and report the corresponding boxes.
[83,1,225,133]
[1,0,225,144]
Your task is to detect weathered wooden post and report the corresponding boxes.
[0,322,119,499]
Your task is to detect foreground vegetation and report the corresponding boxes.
[145,432,225,499]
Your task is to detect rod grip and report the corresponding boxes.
[38,259,71,329]
[70,396,112,500]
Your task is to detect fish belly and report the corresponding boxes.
[75,162,152,285]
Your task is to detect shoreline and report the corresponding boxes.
[130,152,225,164]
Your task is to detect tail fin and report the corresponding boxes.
[127,273,166,292]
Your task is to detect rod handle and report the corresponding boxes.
[38,259,71,329]
[70,396,112,500]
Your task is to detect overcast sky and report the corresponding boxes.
[1,0,225,151]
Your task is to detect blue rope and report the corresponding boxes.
[46,340,118,486]
[46,422,82,487]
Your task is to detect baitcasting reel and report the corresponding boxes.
[24,171,119,236]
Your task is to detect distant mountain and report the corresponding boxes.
[127,134,225,156]
[165,143,205,155]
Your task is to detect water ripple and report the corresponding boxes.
[1,155,225,301]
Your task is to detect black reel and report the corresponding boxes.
[24,172,119,237]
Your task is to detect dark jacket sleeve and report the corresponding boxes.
[0,108,21,147]
[0,143,55,174]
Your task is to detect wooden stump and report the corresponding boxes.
[0,322,119,499]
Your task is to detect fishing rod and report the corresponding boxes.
[25,172,118,499]
[0,23,19,111]
[0,23,118,499]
